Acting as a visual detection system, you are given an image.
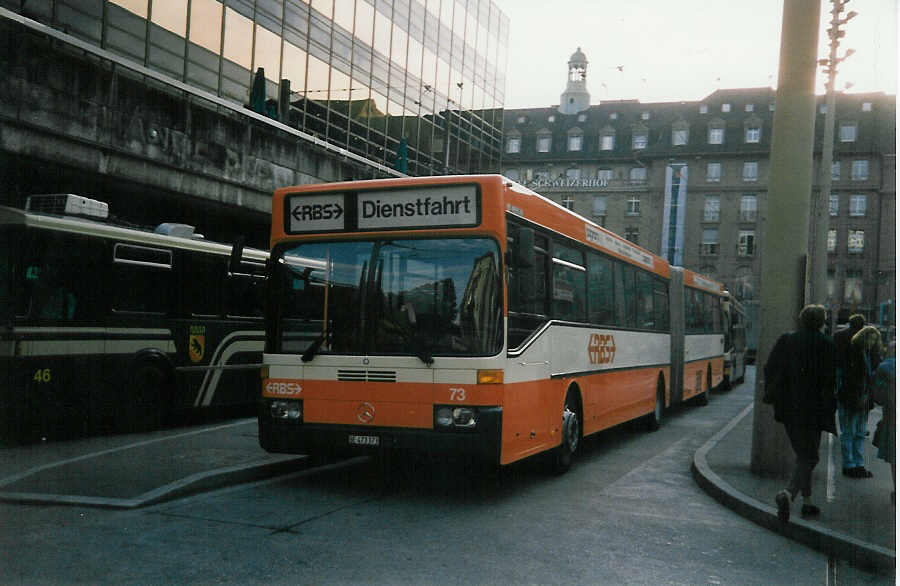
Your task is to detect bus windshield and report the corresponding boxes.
[273,237,503,359]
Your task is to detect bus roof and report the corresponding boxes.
[0,205,268,261]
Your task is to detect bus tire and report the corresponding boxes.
[697,366,711,406]
[646,381,664,432]
[551,390,581,474]
[121,362,170,433]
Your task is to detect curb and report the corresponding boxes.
[692,403,896,571]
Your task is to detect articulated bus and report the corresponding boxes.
[721,292,748,389]
[0,194,267,443]
[259,175,725,471]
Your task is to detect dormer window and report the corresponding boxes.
[516,115,527,124]
[672,120,689,146]
[599,126,616,151]
[548,115,556,123]
[609,112,618,120]
[699,104,708,114]
[536,131,552,153]
[721,103,731,113]
[567,129,583,151]
[577,113,587,122]
[641,111,650,120]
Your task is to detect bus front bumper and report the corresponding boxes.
[257,401,503,465]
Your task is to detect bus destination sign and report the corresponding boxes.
[358,185,478,230]
[286,185,478,233]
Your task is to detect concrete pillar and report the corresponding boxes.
[751,0,821,476]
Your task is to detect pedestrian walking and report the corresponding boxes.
[872,342,895,504]
[838,324,883,479]
[764,304,837,522]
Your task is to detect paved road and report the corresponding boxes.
[1,380,891,584]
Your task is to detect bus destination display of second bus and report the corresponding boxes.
[286,185,480,233]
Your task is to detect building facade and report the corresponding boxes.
[502,50,895,328]
[0,0,508,244]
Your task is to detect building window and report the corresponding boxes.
[819,104,828,114]
[745,126,761,143]
[708,127,724,145]
[742,161,758,182]
[827,270,836,299]
[629,167,647,185]
[505,168,520,181]
[506,137,521,153]
[844,270,864,303]
[701,228,719,255]
[561,195,574,210]
[593,195,608,219]
[626,195,641,216]
[537,135,551,153]
[632,131,648,149]
[832,161,840,181]
[566,167,581,180]
[769,102,776,111]
[740,195,758,222]
[609,112,618,120]
[706,162,722,182]
[641,111,650,120]
[699,104,708,114]
[829,194,839,216]
[568,134,583,151]
[600,133,615,150]
[721,103,731,113]
[597,169,613,182]
[745,104,755,112]
[703,196,721,222]
[578,113,587,122]
[862,102,872,112]
[839,123,857,142]
[849,194,867,217]
[827,229,837,252]
[672,126,689,146]
[548,115,556,123]
[517,115,527,124]
[848,230,865,254]
[625,226,639,245]
[738,230,756,256]
[851,159,869,181]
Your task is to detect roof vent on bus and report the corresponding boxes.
[154,223,196,238]
[25,194,109,220]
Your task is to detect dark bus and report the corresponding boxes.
[0,194,267,443]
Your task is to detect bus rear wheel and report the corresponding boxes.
[120,363,169,433]
[551,392,581,474]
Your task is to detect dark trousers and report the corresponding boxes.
[784,423,822,498]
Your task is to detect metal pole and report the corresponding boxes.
[751,0,822,476]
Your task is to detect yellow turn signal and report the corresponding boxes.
[477,369,504,384]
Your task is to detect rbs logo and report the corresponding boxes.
[588,334,616,365]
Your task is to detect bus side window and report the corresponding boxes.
[635,270,655,329]
[227,273,265,318]
[619,264,637,328]
[587,252,615,326]
[18,230,105,322]
[112,244,172,314]
[184,253,224,317]
[653,277,669,332]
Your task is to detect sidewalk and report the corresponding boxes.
[693,368,896,571]
[0,418,305,509]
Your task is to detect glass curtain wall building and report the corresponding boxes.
[6,0,508,176]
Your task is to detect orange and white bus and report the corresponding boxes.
[259,175,724,471]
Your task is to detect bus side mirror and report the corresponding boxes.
[229,236,246,274]
[511,227,535,268]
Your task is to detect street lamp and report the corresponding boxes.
[807,0,856,305]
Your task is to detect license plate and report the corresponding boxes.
[348,434,379,446]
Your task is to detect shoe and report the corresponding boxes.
[842,468,855,477]
[801,504,820,518]
[775,490,791,523]
[853,467,874,478]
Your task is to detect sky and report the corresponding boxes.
[491,0,898,108]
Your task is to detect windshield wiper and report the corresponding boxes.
[301,334,326,362]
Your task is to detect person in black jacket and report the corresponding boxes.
[765,304,836,522]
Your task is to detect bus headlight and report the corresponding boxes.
[434,406,478,429]
[270,399,302,422]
